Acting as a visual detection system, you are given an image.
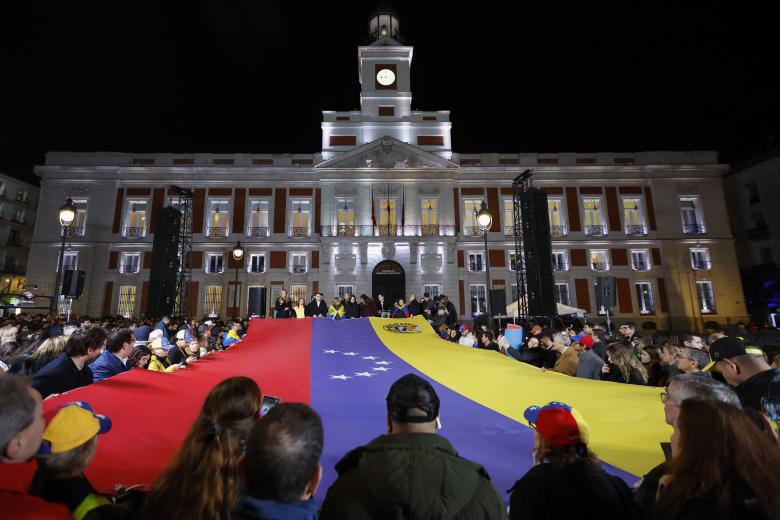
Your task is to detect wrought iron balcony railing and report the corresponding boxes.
[246,226,269,237]
[468,262,485,272]
[553,262,569,272]
[625,224,648,236]
[591,262,610,271]
[319,225,456,237]
[122,226,146,238]
[550,224,568,237]
[683,223,706,235]
[119,264,139,274]
[692,260,712,270]
[289,227,311,238]
[504,226,514,236]
[207,227,229,238]
[292,265,307,274]
[632,261,651,271]
[463,225,484,236]
[584,225,607,236]
[64,226,86,238]
[249,265,265,274]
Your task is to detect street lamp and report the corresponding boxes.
[51,198,77,315]
[476,201,493,329]
[231,241,244,320]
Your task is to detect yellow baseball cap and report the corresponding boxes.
[40,402,112,454]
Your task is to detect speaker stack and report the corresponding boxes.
[520,188,557,317]
[61,270,86,298]
[248,286,267,318]
[596,276,617,310]
[146,207,181,318]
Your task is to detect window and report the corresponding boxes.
[509,252,519,271]
[247,200,269,237]
[423,284,440,298]
[207,200,229,238]
[548,198,567,237]
[291,253,307,274]
[468,251,484,272]
[635,282,654,314]
[120,253,140,274]
[631,250,651,271]
[204,285,223,317]
[15,188,28,203]
[118,286,137,318]
[337,285,355,300]
[690,248,711,270]
[206,253,224,274]
[590,250,610,271]
[511,283,519,304]
[696,281,716,314]
[463,200,482,235]
[554,282,570,306]
[746,182,760,205]
[124,201,147,238]
[58,251,78,272]
[583,199,606,235]
[12,208,26,224]
[552,251,568,272]
[65,200,88,236]
[377,198,396,235]
[336,199,355,227]
[248,253,265,273]
[503,199,514,235]
[290,285,307,303]
[290,200,311,237]
[420,198,439,235]
[470,284,486,316]
[680,197,705,234]
[623,198,646,235]
[7,229,21,247]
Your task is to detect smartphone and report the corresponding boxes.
[761,397,780,433]
[260,395,281,417]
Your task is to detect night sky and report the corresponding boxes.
[2,2,778,184]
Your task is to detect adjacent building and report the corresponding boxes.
[26,14,748,331]
[0,172,38,296]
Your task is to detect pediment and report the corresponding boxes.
[317,136,458,170]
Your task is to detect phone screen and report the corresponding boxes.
[260,395,281,417]
[761,397,780,433]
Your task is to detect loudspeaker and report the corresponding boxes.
[147,207,181,318]
[489,288,506,316]
[61,270,86,297]
[596,276,617,309]
[521,188,556,317]
[248,286,267,318]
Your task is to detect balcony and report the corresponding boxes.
[591,262,610,271]
[291,264,307,274]
[119,263,139,274]
[58,264,78,273]
[584,225,607,236]
[504,226,515,236]
[747,225,769,240]
[64,226,86,238]
[632,261,651,271]
[553,262,569,272]
[464,225,484,236]
[207,227,229,238]
[289,227,311,238]
[625,224,648,236]
[692,260,712,270]
[122,226,146,239]
[550,225,568,237]
[639,306,655,315]
[683,223,706,235]
[319,225,456,237]
[246,226,269,238]
[249,266,265,274]
[468,262,485,272]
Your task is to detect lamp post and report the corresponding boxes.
[476,200,493,330]
[51,198,77,315]
[231,241,244,320]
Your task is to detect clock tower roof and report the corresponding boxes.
[367,10,404,46]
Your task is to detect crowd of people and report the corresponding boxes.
[2,306,780,519]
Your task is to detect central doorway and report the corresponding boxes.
[372,260,405,308]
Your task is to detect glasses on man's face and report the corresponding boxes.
[676,355,693,361]
[660,391,670,403]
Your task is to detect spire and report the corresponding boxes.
[367,9,403,45]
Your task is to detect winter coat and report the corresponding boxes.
[90,350,131,382]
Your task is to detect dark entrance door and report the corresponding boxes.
[372,260,405,309]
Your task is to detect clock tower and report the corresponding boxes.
[321,11,452,160]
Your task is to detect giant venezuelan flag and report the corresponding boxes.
[0,317,669,502]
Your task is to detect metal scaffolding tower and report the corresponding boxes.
[512,169,534,323]
[169,185,194,320]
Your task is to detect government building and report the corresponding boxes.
[26,14,748,331]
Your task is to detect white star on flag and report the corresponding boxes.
[375,361,392,365]
[330,374,352,380]
[372,366,391,372]
[354,372,375,377]
[323,350,339,354]
[362,356,378,360]
[343,352,359,356]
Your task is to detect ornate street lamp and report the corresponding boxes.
[51,198,77,315]
[231,241,244,320]
[476,201,493,329]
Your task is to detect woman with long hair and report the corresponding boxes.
[293,297,307,319]
[640,345,666,386]
[141,376,261,520]
[601,343,648,385]
[653,399,780,519]
[128,345,152,369]
[10,335,68,375]
[274,289,292,319]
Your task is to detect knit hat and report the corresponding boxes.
[40,402,111,454]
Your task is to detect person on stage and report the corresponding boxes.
[293,298,307,318]
[274,290,292,319]
[306,293,328,318]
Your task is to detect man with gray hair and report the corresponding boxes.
[0,374,71,517]
[634,373,741,511]
[541,332,579,376]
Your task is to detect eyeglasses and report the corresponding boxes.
[660,391,669,403]
[675,355,693,361]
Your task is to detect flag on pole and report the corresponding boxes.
[371,184,376,226]
[401,184,405,227]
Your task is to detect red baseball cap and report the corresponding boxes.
[524,402,590,447]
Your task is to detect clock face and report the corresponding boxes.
[376,68,396,86]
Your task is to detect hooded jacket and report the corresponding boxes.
[320,433,507,520]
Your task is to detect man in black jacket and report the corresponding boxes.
[32,328,107,399]
[440,295,458,328]
[407,294,422,317]
[305,293,328,318]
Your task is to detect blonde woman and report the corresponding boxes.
[600,343,648,385]
[14,335,68,375]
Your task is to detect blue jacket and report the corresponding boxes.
[153,321,169,340]
[91,350,131,382]
[32,353,93,399]
[234,496,318,520]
